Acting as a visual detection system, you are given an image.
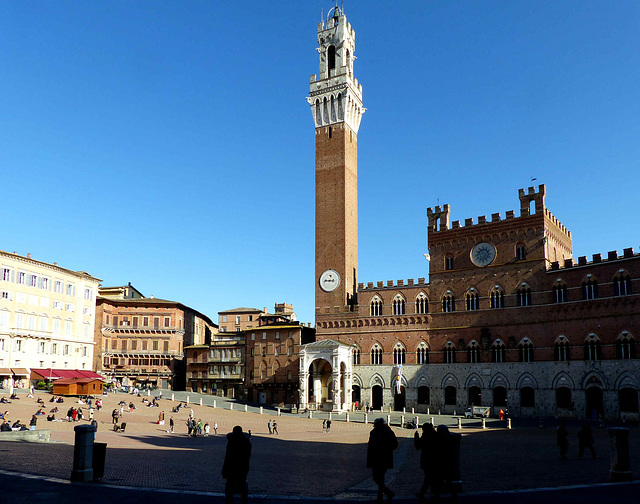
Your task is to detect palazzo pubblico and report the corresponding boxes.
[299,7,640,421]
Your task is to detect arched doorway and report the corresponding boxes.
[394,386,406,411]
[352,385,361,404]
[308,359,333,407]
[372,385,383,410]
[585,386,603,419]
[468,386,482,406]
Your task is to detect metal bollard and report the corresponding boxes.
[70,424,96,482]
[199,398,203,406]
[213,400,217,409]
[229,403,233,411]
[244,404,248,412]
[507,418,512,429]
[277,407,281,416]
[260,406,263,414]
[186,396,190,404]
[171,393,175,401]
[403,407,406,414]
[457,417,462,429]
[411,407,415,414]
[482,418,486,429]
[401,414,405,427]
[346,413,350,422]
[329,412,332,420]
[430,417,435,426]
[364,413,368,424]
[609,427,632,482]
[387,414,391,426]
[308,411,313,419]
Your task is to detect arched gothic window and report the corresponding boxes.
[614,272,632,296]
[467,340,480,364]
[582,278,598,300]
[416,342,429,364]
[393,343,406,365]
[370,297,382,317]
[393,295,406,315]
[517,285,532,307]
[554,336,570,361]
[553,281,568,303]
[444,341,456,364]
[415,293,428,314]
[466,289,479,311]
[518,339,534,363]
[491,340,506,363]
[352,346,361,365]
[616,332,636,359]
[442,292,455,313]
[371,344,383,365]
[490,286,504,309]
[584,334,601,361]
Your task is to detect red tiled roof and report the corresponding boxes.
[31,369,103,380]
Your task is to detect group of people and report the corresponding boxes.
[186,416,216,437]
[556,421,597,460]
[266,419,278,435]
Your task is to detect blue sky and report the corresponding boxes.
[2,1,639,325]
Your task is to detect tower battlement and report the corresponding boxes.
[427,184,569,239]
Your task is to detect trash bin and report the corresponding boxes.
[92,442,107,480]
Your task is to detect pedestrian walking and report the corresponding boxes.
[204,423,210,437]
[322,419,326,433]
[214,421,218,435]
[557,421,569,460]
[431,425,458,502]
[367,418,398,503]
[272,420,278,435]
[169,416,174,433]
[414,423,437,501]
[222,426,251,504]
[326,419,332,433]
[267,419,273,434]
[577,423,596,459]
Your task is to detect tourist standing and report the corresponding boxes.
[222,426,251,504]
[414,423,437,501]
[577,423,596,459]
[557,421,569,460]
[366,418,398,503]
[326,419,332,433]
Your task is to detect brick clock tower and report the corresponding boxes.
[308,7,364,316]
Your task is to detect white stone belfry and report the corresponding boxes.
[299,339,353,412]
[307,6,364,133]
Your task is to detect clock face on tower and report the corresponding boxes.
[319,269,341,292]
[470,242,497,267]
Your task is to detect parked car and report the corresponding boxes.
[464,406,491,418]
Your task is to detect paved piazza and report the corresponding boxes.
[0,391,638,499]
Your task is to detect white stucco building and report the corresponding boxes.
[0,250,101,387]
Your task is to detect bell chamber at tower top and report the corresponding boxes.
[307,6,364,134]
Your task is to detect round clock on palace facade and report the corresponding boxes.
[319,269,341,292]
[470,242,497,267]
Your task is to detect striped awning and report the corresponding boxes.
[11,368,30,376]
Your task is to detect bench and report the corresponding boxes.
[0,429,51,442]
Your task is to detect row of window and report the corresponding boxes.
[249,331,293,341]
[0,267,93,299]
[104,338,172,352]
[0,292,93,314]
[103,357,169,367]
[0,312,90,336]
[0,359,84,370]
[0,338,88,356]
[106,315,175,328]
[352,335,637,365]
[407,385,638,413]
[250,345,294,357]
[369,274,634,315]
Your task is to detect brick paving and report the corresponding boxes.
[0,390,638,500]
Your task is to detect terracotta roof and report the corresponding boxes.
[218,307,263,314]
[31,369,103,380]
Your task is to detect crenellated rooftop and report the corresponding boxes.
[427,184,570,239]
[550,248,638,270]
[358,278,428,291]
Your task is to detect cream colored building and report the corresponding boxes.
[0,250,100,387]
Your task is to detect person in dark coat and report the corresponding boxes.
[221,426,252,504]
[431,425,458,503]
[577,423,596,459]
[414,423,437,501]
[557,421,570,460]
[366,418,398,502]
